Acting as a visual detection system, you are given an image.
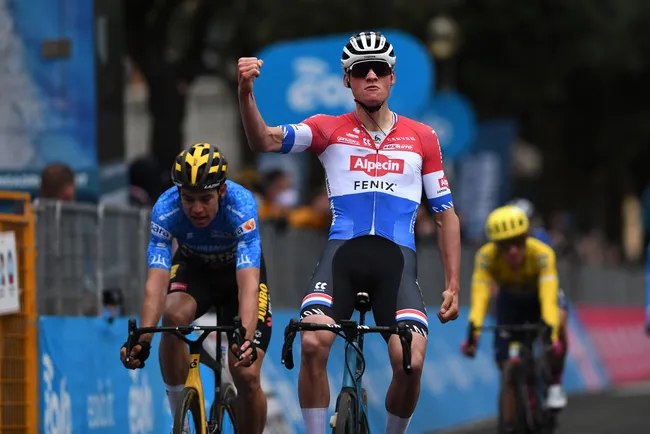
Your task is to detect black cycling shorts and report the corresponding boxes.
[494,290,540,363]
[300,235,429,340]
[167,251,272,352]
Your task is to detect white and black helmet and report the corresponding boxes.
[341,31,396,70]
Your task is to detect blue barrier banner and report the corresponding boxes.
[419,91,478,161]
[254,30,433,126]
[40,317,174,433]
[39,308,606,433]
[0,1,98,198]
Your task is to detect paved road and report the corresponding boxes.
[436,384,650,434]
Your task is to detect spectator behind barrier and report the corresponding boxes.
[287,187,331,231]
[129,156,164,206]
[102,288,125,323]
[38,163,76,201]
[235,167,264,208]
[258,169,296,226]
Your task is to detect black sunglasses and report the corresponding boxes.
[349,61,392,78]
[495,235,527,251]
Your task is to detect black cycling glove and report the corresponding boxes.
[231,329,258,364]
[121,340,151,368]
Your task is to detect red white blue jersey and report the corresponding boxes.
[278,112,453,251]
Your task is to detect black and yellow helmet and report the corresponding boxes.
[171,143,228,190]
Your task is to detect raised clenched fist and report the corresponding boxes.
[237,57,264,94]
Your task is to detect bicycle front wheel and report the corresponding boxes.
[174,387,205,434]
[333,391,356,434]
[208,401,238,434]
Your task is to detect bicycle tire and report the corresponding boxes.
[533,356,558,434]
[499,361,530,433]
[174,387,204,434]
[208,330,238,434]
[359,412,370,434]
[208,402,237,434]
[359,388,369,434]
[333,391,356,434]
[515,365,534,433]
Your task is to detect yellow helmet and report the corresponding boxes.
[171,143,228,190]
[485,205,530,242]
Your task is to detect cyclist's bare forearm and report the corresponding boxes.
[236,267,261,341]
[435,208,461,289]
[139,268,170,342]
[238,90,283,152]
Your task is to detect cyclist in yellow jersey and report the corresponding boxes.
[508,198,569,409]
[461,206,566,422]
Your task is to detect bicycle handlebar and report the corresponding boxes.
[281,318,413,374]
[125,316,246,364]
[468,323,551,347]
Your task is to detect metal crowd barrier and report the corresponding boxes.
[33,200,646,317]
[35,200,150,316]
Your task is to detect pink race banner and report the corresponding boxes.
[576,306,650,385]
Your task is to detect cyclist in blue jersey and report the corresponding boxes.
[120,143,271,434]
[238,32,462,434]
[509,198,568,409]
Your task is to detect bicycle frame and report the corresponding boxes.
[339,317,370,428]
[186,338,209,432]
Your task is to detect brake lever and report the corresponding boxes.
[467,323,478,347]
[281,318,299,370]
[125,317,138,363]
[397,323,412,374]
[231,316,247,359]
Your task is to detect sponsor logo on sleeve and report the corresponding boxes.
[151,222,172,240]
[235,218,257,236]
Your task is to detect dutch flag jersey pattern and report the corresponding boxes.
[278,112,454,251]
